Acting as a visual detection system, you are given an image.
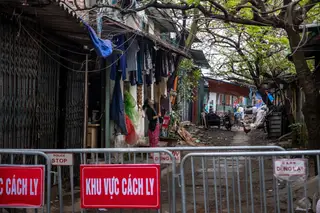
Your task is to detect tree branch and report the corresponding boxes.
[227,76,254,85]
[206,0,229,20]
[74,0,275,26]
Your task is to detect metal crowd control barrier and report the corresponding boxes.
[165,145,285,164]
[2,146,285,213]
[0,149,51,213]
[180,150,320,213]
[163,145,285,211]
[17,148,176,213]
[167,145,285,152]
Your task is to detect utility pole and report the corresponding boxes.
[83,53,89,148]
[97,9,110,149]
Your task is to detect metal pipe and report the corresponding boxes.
[83,54,89,148]
[166,145,285,151]
[105,59,110,148]
[12,145,285,153]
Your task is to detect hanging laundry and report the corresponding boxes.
[162,53,169,77]
[144,44,153,86]
[167,55,177,92]
[159,77,168,97]
[129,71,137,86]
[161,52,166,77]
[110,35,126,80]
[126,39,139,72]
[110,71,127,135]
[167,70,177,92]
[155,50,163,84]
[169,54,175,75]
[147,50,153,70]
[82,21,113,58]
[144,44,153,71]
[145,70,152,86]
[160,95,170,112]
[136,43,143,85]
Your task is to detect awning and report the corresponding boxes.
[0,0,92,46]
[289,24,320,60]
[145,8,177,33]
[101,17,190,58]
[190,49,210,68]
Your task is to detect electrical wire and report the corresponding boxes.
[23,17,134,55]
[21,23,138,73]
[26,25,88,56]
[22,23,136,66]
[19,1,320,72]
[24,27,134,68]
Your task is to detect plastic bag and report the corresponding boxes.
[125,115,138,145]
[251,108,267,129]
[124,91,136,108]
[124,91,138,125]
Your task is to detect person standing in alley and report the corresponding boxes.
[143,99,160,147]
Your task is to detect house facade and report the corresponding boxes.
[0,0,93,149]
[0,0,189,152]
[205,78,250,116]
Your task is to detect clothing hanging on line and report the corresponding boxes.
[110,35,127,81]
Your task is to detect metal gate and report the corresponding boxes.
[0,15,85,153]
[0,16,60,150]
[64,69,84,149]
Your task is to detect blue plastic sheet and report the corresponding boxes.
[82,21,113,58]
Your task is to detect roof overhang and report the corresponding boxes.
[288,23,320,60]
[145,8,176,33]
[102,17,190,58]
[0,0,92,47]
[206,78,250,97]
[190,49,210,68]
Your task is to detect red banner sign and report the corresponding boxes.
[0,166,45,208]
[80,164,161,209]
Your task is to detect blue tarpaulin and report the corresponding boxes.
[267,92,274,102]
[255,91,262,100]
[82,21,113,58]
[255,92,263,108]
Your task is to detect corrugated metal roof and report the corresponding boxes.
[102,17,190,58]
[206,78,250,97]
[0,0,189,57]
[0,0,91,45]
[145,8,176,33]
[190,49,210,68]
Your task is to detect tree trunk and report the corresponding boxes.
[169,9,200,105]
[286,28,320,174]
